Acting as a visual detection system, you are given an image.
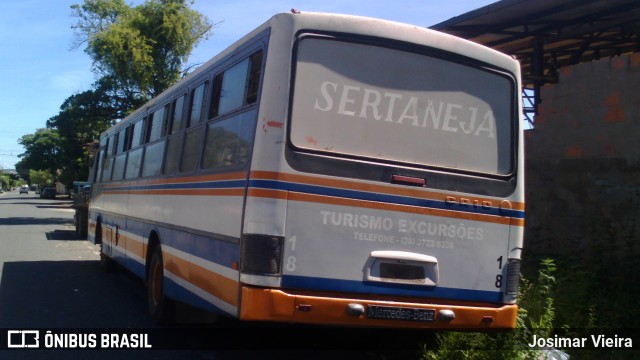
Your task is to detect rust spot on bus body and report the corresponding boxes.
[266,121,284,128]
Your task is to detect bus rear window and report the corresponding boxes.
[290,37,515,176]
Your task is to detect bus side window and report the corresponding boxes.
[101,135,114,182]
[112,127,128,181]
[142,104,169,178]
[214,58,249,116]
[209,50,263,119]
[164,95,187,175]
[169,94,187,134]
[123,119,145,179]
[116,128,126,154]
[163,133,183,175]
[95,148,105,184]
[142,140,165,178]
[146,105,168,143]
[246,51,263,104]
[124,126,132,152]
[180,126,205,173]
[125,147,143,179]
[129,119,144,149]
[187,82,208,128]
[209,74,223,119]
[202,112,255,170]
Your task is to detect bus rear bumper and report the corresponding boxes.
[240,286,517,329]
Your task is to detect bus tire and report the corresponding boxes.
[147,245,175,324]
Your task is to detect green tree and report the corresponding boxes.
[21,0,213,188]
[46,84,120,188]
[16,128,62,180]
[71,0,213,102]
[0,172,23,190]
[0,174,9,191]
[29,169,54,190]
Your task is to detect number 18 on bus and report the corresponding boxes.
[88,11,524,329]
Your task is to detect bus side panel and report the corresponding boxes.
[241,16,293,238]
[143,191,244,317]
[161,229,241,316]
[92,182,245,317]
[101,213,126,266]
[122,217,146,278]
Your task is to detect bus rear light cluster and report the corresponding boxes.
[241,234,284,275]
[506,259,521,295]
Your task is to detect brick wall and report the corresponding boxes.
[525,53,640,263]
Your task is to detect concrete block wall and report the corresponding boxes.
[525,53,640,264]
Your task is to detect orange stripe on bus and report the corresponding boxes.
[123,234,146,260]
[288,192,514,226]
[124,189,245,197]
[250,170,525,211]
[247,188,288,200]
[163,251,189,281]
[163,250,239,307]
[190,263,239,307]
[104,171,247,190]
[246,188,524,226]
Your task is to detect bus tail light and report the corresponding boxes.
[505,259,521,295]
[241,234,284,275]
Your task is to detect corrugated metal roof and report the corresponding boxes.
[432,0,640,87]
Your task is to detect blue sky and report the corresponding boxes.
[0,0,495,171]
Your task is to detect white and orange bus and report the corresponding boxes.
[88,11,524,328]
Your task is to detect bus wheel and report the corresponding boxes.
[147,246,175,324]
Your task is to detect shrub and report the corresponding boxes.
[421,259,557,359]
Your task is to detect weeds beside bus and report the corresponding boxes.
[88,12,524,329]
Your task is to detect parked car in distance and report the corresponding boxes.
[19,186,29,194]
[40,188,57,199]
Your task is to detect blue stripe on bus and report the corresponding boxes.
[193,236,240,267]
[281,275,503,303]
[100,215,240,278]
[106,179,247,192]
[165,230,240,268]
[124,255,145,279]
[249,179,525,219]
[104,176,524,219]
[163,276,234,315]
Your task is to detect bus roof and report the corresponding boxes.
[103,11,519,137]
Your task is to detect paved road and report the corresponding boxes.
[0,191,145,328]
[0,191,220,359]
[0,190,424,359]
